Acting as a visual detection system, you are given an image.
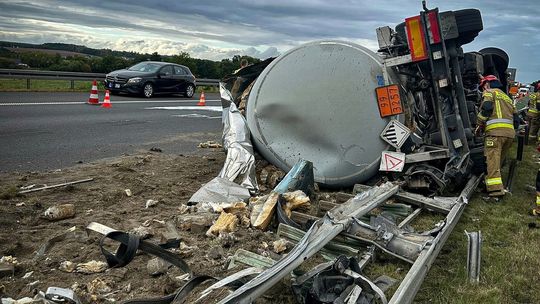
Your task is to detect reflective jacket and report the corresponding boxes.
[477,88,516,138]
[528,92,539,117]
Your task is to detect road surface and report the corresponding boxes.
[0,92,223,172]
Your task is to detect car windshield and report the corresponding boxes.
[127,62,161,73]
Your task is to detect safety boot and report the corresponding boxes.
[532,206,540,217]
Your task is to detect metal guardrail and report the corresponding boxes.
[0,68,219,89]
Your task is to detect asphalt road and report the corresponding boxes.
[0,92,223,172]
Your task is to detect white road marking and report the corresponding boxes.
[146,106,222,112]
[173,114,221,119]
[0,99,220,106]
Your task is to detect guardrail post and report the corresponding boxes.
[70,80,75,90]
[26,78,30,89]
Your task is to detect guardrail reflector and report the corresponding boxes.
[405,15,428,62]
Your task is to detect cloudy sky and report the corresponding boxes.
[0,0,538,82]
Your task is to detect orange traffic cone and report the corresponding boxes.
[101,90,112,108]
[197,91,206,106]
[88,80,99,105]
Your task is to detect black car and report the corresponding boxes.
[104,61,196,98]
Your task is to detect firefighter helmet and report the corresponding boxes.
[479,75,499,88]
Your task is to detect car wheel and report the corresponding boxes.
[143,83,154,98]
[185,84,195,98]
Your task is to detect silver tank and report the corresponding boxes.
[246,40,398,187]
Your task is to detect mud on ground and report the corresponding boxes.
[0,148,304,303]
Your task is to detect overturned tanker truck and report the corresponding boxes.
[215,3,511,304]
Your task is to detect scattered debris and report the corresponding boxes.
[189,177,251,205]
[18,178,94,194]
[145,199,158,209]
[281,190,311,217]
[19,184,36,190]
[465,230,482,283]
[198,141,223,149]
[59,260,107,274]
[124,189,132,197]
[43,204,75,221]
[206,212,238,237]
[0,256,19,266]
[176,213,217,232]
[15,202,26,207]
[21,272,33,279]
[258,165,285,189]
[272,239,288,254]
[45,286,81,304]
[147,257,171,276]
[34,226,79,259]
[227,249,276,270]
[159,221,181,248]
[0,263,14,278]
[149,147,163,153]
[130,226,153,239]
[87,277,114,295]
[251,192,279,230]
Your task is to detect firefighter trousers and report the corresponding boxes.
[484,136,513,193]
[528,114,540,141]
[536,169,540,207]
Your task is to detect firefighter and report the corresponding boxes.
[534,140,540,216]
[527,83,540,142]
[476,75,519,197]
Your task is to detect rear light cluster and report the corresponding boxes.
[405,10,441,62]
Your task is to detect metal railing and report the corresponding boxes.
[0,68,219,89]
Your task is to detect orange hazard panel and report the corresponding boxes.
[376,84,403,118]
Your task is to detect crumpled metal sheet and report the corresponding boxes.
[189,177,251,204]
[218,83,259,192]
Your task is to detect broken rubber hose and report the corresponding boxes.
[98,230,192,276]
[275,195,303,230]
[122,275,217,304]
[100,231,139,267]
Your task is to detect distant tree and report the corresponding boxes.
[150,52,162,61]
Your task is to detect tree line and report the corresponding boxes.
[0,46,261,79]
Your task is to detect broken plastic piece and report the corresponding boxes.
[45,287,81,304]
[189,177,251,205]
[227,249,276,270]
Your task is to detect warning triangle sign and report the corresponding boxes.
[379,151,405,172]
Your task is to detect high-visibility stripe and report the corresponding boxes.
[485,123,514,131]
[477,114,488,121]
[486,118,513,125]
[90,94,98,99]
[529,109,539,114]
[495,99,502,118]
[486,177,503,186]
[536,196,540,205]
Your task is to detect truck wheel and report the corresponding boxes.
[453,9,483,45]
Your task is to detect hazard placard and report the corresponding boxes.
[376,84,403,118]
[379,151,406,172]
[380,120,411,149]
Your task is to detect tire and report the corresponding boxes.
[453,9,483,45]
[184,84,195,98]
[143,82,154,98]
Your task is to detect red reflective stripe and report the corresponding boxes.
[427,11,441,44]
